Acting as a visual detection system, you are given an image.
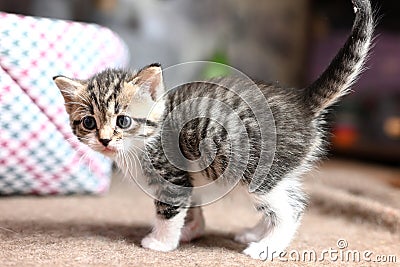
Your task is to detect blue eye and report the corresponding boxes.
[116,115,132,129]
[82,116,96,130]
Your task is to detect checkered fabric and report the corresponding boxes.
[0,12,129,195]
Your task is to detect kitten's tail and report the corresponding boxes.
[304,0,374,116]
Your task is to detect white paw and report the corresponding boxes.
[141,234,178,252]
[243,242,281,261]
[234,228,260,244]
[180,218,205,242]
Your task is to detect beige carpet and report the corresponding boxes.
[1,159,399,266]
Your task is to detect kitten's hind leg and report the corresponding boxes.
[240,179,307,261]
[180,207,205,242]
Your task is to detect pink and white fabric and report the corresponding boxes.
[0,12,129,195]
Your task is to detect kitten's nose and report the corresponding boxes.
[99,139,111,147]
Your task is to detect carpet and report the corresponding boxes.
[1,159,399,266]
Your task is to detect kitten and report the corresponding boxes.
[53,0,373,260]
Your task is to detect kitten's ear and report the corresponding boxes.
[132,63,164,101]
[53,75,84,104]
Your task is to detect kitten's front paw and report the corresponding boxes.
[180,220,205,242]
[243,242,280,261]
[234,228,260,244]
[141,234,178,252]
[180,211,205,242]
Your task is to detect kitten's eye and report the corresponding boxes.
[116,115,132,129]
[82,116,97,130]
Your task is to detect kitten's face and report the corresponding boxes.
[53,64,165,158]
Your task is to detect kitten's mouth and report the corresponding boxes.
[102,147,117,155]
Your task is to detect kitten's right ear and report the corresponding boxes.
[53,75,84,104]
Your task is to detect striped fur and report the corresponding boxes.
[54,0,374,260]
[304,0,374,116]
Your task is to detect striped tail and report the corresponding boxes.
[304,0,374,116]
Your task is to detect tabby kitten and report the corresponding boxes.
[54,0,373,260]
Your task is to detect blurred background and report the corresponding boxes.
[1,0,399,165]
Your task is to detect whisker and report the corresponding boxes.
[126,148,143,177]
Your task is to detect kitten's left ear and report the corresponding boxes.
[53,75,85,104]
[132,63,164,101]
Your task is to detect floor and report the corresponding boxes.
[0,159,399,266]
